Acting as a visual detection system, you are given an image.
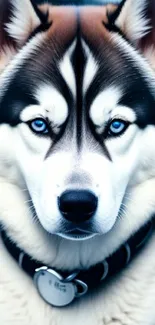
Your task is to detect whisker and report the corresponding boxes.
[24,199,33,204]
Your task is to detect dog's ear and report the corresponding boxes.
[111,0,155,68]
[0,0,49,72]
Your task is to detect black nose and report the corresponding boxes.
[58,190,98,223]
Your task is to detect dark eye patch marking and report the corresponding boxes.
[119,84,155,129]
[0,83,38,126]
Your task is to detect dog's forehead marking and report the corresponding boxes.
[20,85,68,126]
[59,42,76,97]
[82,41,98,93]
[90,87,122,126]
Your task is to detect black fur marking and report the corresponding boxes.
[29,0,49,25]
[107,0,127,25]
[71,34,86,150]
[27,1,52,41]
[0,82,38,126]
[104,0,129,42]
[28,2,52,40]
[29,22,52,41]
[103,22,128,42]
[119,84,155,129]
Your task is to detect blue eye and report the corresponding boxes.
[30,119,49,134]
[109,120,128,136]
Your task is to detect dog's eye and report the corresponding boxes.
[108,119,129,136]
[29,119,49,135]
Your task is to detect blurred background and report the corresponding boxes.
[35,0,121,6]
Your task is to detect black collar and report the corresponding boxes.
[1,221,153,307]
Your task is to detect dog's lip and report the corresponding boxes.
[57,228,97,241]
[65,228,93,235]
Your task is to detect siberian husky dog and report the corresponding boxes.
[1,0,155,324]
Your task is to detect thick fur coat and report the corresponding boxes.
[1,0,155,324]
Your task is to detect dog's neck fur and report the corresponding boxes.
[1,219,153,280]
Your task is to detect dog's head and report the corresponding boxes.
[1,0,155,269]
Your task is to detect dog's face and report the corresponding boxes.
[1,0,155,268]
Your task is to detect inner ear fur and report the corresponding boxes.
[114,0,155,68]
[0,0,48,72]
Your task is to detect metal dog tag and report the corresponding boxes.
[34,267,77,307]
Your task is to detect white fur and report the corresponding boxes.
[59,45,76,97]
[144,46,155,70]
[89,86,123,126]
[11,101,141,240]
[6,0,40,45]
[35,84,68,126]
[1,91,155,324]
[116,0,151,44]
[0,46,16,73]
[1,126,155,269]
[110,105,136,122]
[0,103,153,262]
[1,1,155,323]
[82,41,98,92]
[89,86,136,135]
[1,133,155,324]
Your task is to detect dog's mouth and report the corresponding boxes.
[57,229,97,241]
